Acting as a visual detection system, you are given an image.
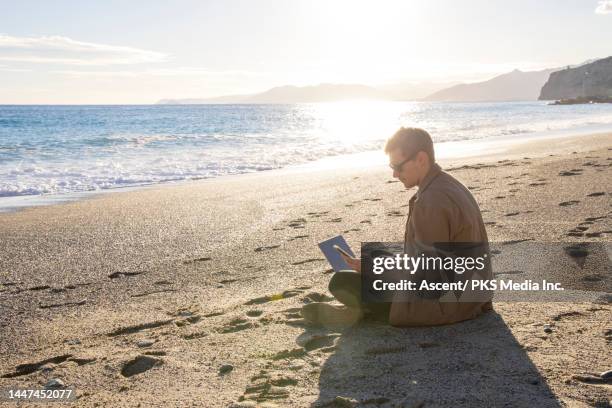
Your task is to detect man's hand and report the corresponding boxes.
[339,253,361,273]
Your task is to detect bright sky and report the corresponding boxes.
[1,0,611,104]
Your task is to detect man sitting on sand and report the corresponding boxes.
[302,127,493,327]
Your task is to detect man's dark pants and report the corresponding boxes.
[328,270,391,322]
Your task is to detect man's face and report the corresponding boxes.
[388,148,421,189]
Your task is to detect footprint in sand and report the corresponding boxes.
[121,355,162,377]
[587,192,606,197]
[559,170,583,176]
[1,355,97,378]
[182,331,208,340]
[287,235,309,242]
[283,311,302,320]
[108,271,145,279]
[245,288,305,305]
[504,212,520,217]
[219,317,257,334]
[246,310,264,317]
[39,300,87,309]
[302,334,340,352]
[386,210,403,217]
[130,289,176,298]
[154,280,173,285]
[584,216,606,222]
[27,285,50,291]
[254,245,280,252]
[360,219,372,224]
[528,182,547,187]
[265,349,307,365]
[288,218,307,229]
[582,274,604,282]
[564,244,590,267]
[551,311,583,321]
[107,319,175,337]
[183,257,212,265]
[559,200,580,207]
[204,311,225,318]
[240,370,298,403]
[302,292,334,303]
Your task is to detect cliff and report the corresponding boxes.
[539,56,612,100]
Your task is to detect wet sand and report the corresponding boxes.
[0,132,611,407]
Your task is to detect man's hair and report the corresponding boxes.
[384,127,435,163]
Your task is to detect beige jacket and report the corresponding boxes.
[389,163,493,327]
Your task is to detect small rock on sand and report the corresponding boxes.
[136,339,155,348]
[45,378,65,389]
[219,364,234,375]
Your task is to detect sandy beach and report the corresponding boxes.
[0,132,611,407]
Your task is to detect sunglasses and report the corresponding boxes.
[389,152,418,172]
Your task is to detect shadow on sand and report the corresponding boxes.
[306,311,561,407]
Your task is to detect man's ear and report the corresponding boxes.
[416,151,430,168]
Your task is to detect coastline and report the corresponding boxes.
[0,131,610,407]
[2,127,612,214]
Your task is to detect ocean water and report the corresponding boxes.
[1,101,612,199]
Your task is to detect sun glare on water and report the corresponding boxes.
[311,101,407,144]
[293,101,414,170]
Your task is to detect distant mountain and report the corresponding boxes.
[245,84,388,103]
[377,81,461,101]
[539,56,612,100]
[158,94,251,104]
[422,68,559,102]
[156,81,457,104]
[158,84,388,104]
